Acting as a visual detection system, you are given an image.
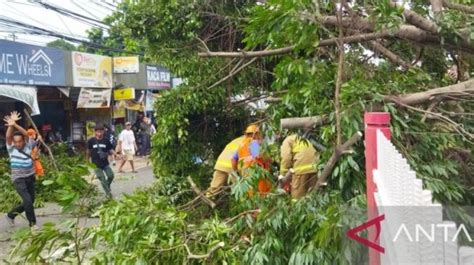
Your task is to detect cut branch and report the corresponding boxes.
[280,115,327,130]
[384,79,474,105]
[311,132,363,192]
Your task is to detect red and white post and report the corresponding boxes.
[364,112,391,265]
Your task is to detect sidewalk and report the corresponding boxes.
[0,157,155,262]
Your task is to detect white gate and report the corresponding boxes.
[372,129,474,265]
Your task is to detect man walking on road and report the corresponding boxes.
[116,122,138,173]
[87,124,116,198]
[4,111,39,229]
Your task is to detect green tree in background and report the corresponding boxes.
[46,39,76,51]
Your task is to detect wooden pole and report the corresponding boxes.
[23,109,58,170]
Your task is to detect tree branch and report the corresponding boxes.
[187,176,216,208]
[368,41,412,69]
[184,242,225,260]
[280,115,327,130]
[311,132,363,192]
[443,0,474,14]
[384,79,474,105]
[207,58,257,89]
[335,1,345,146]
[430,0,444,15]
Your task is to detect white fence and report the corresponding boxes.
[372,130,474,265]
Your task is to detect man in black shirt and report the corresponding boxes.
[87,124,116,198]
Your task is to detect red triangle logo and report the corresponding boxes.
[347,214,385,253]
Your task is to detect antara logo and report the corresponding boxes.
[347,214,385,253]
[347,214,473,254]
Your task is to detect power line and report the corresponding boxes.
[72,1,101,20]
[36,1,109,29]
[0,17,142,55]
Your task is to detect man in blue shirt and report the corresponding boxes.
[4,111,39,229]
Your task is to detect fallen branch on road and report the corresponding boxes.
[187,176,216,208]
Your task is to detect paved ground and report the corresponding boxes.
[0,157,155,262]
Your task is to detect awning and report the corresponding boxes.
[0,85,40,115]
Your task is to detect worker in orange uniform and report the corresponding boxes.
[231,124,272,194]
[27,129,44,178]
[279,133,319,199]
[205,135,245,197]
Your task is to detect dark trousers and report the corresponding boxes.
[8,175,36,226]
[139,134,150,156]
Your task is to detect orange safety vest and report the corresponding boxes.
[237,138,272,194]
[31,147,44,177]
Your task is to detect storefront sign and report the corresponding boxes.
[113,56,139,73]
[77,87,112,108]
[113,87,135,100]
[72,52,112,88]
[0,39,66,86]
[113,104,126,118]
[146,65,171,89]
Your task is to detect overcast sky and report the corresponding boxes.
[0,0,119,47]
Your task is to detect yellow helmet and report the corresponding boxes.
[245,124,259,134]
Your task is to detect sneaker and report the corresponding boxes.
[4,214,14,226]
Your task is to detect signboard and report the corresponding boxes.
[0,39,66,86]
[146,65,171,89]
[72,52,112,88]
[113,56,139,73]
[113,87,135,100]
[113,105,126,118]
[77,87,112,108]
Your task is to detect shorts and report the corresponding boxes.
[123,150,134,161]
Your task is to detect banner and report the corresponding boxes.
[0,84,40,115]
[117,99,144,111]
[0,39,66,86]
[113,56,139,73]
[77,87,112,108]
[146,65,171,89]
[113,87,135,100]
[72,52,112,88]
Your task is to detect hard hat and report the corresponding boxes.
[245,124,259,134]
[27,129,36,137]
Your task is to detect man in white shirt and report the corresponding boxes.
[116,122,138,173]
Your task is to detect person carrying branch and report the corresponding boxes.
[279,133,319,199]
[3,111,40,229]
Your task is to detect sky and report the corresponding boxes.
[0,0,119,47]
